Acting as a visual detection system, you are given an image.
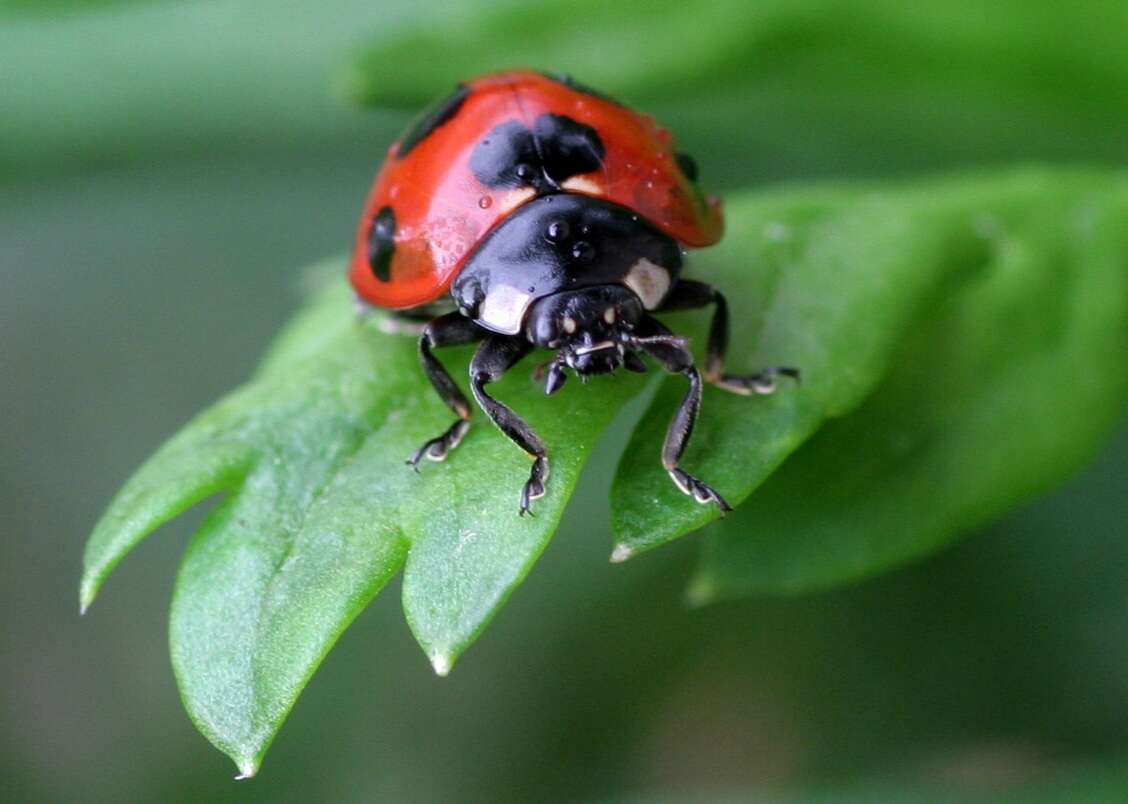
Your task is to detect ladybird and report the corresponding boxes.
[350,70,798,515]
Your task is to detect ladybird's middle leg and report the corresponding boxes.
[408,312,485,469]
[658,279,800,395]
[468,336,547,515]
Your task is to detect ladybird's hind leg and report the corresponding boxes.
[407,312,485,469]
[631,316,730,513]
[657,280,800,395]
[468,335,546,515]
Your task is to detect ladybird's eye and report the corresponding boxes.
[562,316,578,334]
[545,220,570,243]
[571,241,595,263]
[603,307,617,325]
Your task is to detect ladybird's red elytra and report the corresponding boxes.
[350,69,722,310]
[348,69,797,516]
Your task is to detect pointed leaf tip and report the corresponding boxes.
[79,579,96,615]
[430,653,452,677]
[609,544,634,563]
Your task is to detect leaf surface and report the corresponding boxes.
[82,272,647,774]
[81,168,1128,773]
[686,173,1128,597]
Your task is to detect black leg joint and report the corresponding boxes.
[408,312,484,470]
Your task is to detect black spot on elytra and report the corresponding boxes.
[470,113,604,192]
[675,152,698,182]
[367,206,396,282]
[398,83,470,157]
[538,71,623,106]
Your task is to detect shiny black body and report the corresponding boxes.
[451,194,682,335]
[404,192,799,516]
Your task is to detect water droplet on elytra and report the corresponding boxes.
[478,196,492,209]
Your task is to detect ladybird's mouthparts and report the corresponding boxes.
[572,340,617,356]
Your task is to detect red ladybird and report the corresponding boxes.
[350,70,797,514]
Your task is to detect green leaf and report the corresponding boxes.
[599,168,1128,590]
[687,173,1128,599]
[81,168,1128,774]
[81,269,648,775]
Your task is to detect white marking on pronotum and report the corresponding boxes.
[561,176,602,195]
[431,653,452,677]
[477,284,533,334]
[623,258,671,309]
[609,543,634,563]
[574,340,616,356]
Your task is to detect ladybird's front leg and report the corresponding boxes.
[632,316,731,513]
[657,279,801,395]
[408,312,485,469]
[468,335,547,515]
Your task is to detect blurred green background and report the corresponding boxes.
[4,0,1128,801]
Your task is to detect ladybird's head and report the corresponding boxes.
[527,285,644,379]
